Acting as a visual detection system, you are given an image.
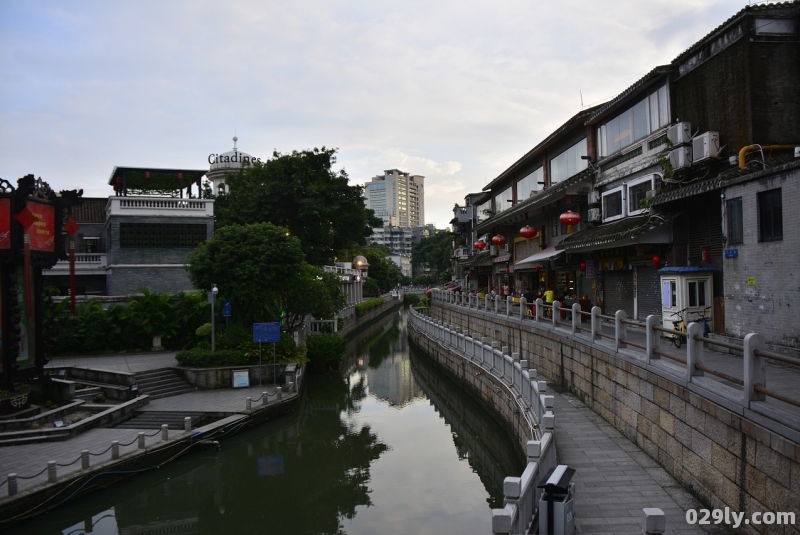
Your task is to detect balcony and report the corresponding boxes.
[106,196,214,218]
[44,254,108,275]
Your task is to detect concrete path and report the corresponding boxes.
[551,385,724,535]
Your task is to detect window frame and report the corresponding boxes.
[726,197,743,245]
[601,185,625,223]
[626,175,657,216]
[757,188,783,242]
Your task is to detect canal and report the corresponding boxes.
[8,307,524,534]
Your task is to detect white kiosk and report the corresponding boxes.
[657,266,715,335]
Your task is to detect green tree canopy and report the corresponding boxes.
[187,222,345,332]
[361,247,403,293]
[214,147,383,266]
[411,230,453,278]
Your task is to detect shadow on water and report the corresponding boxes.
[7,306,523,535]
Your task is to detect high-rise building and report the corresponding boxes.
[364,169,425,228]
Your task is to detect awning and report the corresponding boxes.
[514,246,563,270]
[556,214,671,252]
[492,254,511,264]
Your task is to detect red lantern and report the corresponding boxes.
[474,241,487,250]
[580,261,586,271]
[145,171,151,179]
[560,211,581,233]
[535,265,541,272]
[491,234,507,246]
[520,225,538,241]
[177,173,183,180]
[116,176,121,184]
[652,255,660,268]
[701,246,710,263]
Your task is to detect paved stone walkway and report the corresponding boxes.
[551,385,725,535]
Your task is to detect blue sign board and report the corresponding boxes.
[223,299,232,317]
[253,322,281,343]
[724,249,739,259]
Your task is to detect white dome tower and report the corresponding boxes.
[206,136,262,195]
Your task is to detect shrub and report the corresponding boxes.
[306,333,347,371]
[403,293,421,307]
[175,348,251,367]
[355,298,385,317]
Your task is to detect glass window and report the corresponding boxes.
[688,280,707,308]
[516,167,543,200]
[598,83,670,157]
[627,177,654,215]
[494,187,513,214]
[662,280,677,308]
[727,198,743,245]
[758,189,782,242]
[550,138,587,184]
[602,187,624,222]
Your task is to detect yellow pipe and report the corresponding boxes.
[738,144,797,169]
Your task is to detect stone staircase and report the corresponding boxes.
[113,410,209,430]
[133,368,195,400]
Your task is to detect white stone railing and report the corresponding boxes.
[106,196,214,218]
[408,307,557,535]
[44,254,108,273]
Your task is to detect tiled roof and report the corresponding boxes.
[71,198,108,224]
[556,214,670,251]
[457,251,492,267]
[585,66,672,124]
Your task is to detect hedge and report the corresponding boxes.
[355,298,385,317]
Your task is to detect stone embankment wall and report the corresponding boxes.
[429,302,800,532]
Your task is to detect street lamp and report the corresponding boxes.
[211,284,218,352]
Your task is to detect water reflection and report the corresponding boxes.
[9,307,522,535]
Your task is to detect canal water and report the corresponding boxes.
[9,307,524,534]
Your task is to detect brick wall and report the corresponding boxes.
[107,266,194,296]
[429,303,799,534]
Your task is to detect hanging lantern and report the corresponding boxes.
[559,210,581,233]
[177,173,183,180]
[145,171,151,179]
[520,225,538,241]
[701,246,710,263]
[652,254,660,268]
[505,265,509,273]
[115,176,122,184]
[580,261,586,271]
[491,234,507,246]
[535,265,541,272]
[474,241,487,251]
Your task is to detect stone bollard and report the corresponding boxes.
[138,432,145,450]
[48,461,57,483]
[161,424,169,442]
[7,473,17,496]
[642,508,665,534]
[81,450,90,470]
[262,392,268,406]
[184,417,192,433]
[112,440,120,459]
[246,397,252,411]
[277,390,282,401]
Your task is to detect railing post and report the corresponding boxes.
[112,440,120,459]
[161,424,169,442]
[48,461,57,483]
[743,332,766,406]
[7,474,17,496]
[185,417,192,432]
[507,295,513,316]
[615,309,627,349]
[263,392,269,405]
[591,306,601,341]
[520,297,527,320]
[81,450,90,470]
[246,397,252,411]
[138,432,146,449]
[686,322,704,382]
[535,298,543,323]
[552,300,560,328]
[645,315,660,363]
[571,303,581,334]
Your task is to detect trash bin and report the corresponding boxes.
[538,465,576,535]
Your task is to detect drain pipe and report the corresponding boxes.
[738,144,798,169]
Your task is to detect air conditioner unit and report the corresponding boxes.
[587,208,601,223]
[669,146,692,169]
[503,243,510,252]
[490,245,498,257]
[692,132,720,162]
[667,122,691,145]
[587,190,600,205]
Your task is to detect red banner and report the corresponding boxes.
[27,201,56,252]
[0,198,9,249]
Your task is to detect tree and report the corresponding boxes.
[186,222,345,332]
[214,148,383,266]
[411,230,453,279]
[360,247,403,293]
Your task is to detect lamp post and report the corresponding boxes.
[211,284,218,352]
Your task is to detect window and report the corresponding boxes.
[758,188,782,242]
[627,174,660,216]
[662,280,677,308]
[726,197,743,245]
[120,223,208,248]
[688,280,708,308]
[82,237,100,253]
[516,167,543,200]
[598,83,670,157]
[550,139,588,184]
[601,186,625,222]
[494,187,513,214]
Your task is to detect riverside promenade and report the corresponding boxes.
[0,352,300,527]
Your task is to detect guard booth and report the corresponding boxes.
[657,267,715,334]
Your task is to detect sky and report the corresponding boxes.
[0,0,755,229]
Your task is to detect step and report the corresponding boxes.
[113,411,208,430]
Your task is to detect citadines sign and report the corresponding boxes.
[207,150,262,166]
[26,201,55,252]
[0,198,10,249]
